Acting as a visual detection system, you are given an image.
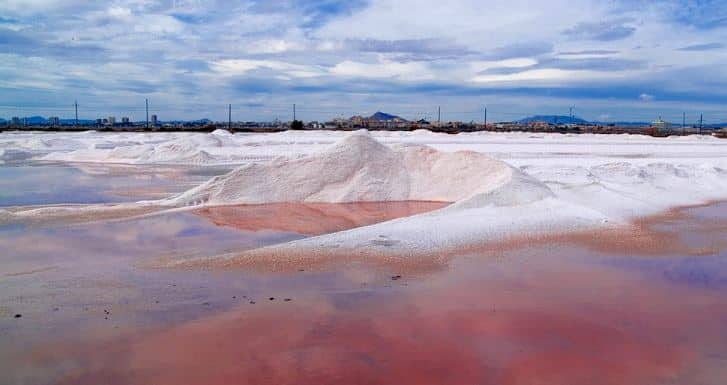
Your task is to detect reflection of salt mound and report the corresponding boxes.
[166,130,553,207]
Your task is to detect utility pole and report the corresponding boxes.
[699,113,703,135]
[682,112,686,135]
[569,106,573,123]
[228,104,232,131]
[74,100,78,128]
[484,107,487,128]
[293,103,296,121]
[437,106,441,125]
[146,99,150,129]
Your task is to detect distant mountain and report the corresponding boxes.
[517,115,588,125]
[369,111,406,122]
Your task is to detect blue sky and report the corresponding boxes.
[1,0,727,123]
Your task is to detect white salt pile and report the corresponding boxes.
[160,131,610,259]
[3,129,727,261]
[159,130,727,262]
[165,130,550,207]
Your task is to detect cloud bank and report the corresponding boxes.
[1,0,727,123]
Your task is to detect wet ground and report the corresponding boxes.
[0,162,231,206]
[1,164,727,385]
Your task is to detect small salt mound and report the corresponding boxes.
[211,129,233,136]
[165,130,550,207]
[99,134,227,164]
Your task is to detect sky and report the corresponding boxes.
[1,0,727,123]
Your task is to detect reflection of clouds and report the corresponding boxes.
[42,252,727,385]
[11,204,727,385]
[0,163,223,207]
[0,212,295,276]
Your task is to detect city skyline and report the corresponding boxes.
[2,1,727,121]
[3,107,723,129]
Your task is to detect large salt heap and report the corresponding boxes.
[165,130,552,207]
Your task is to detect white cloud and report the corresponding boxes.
[330,60,434,81]
[3,0,727,121]
[246,39,306,55]
[210,59,323,79]
[470,58,538,74]
[472,68,576,83]
[639,93,654,102]
[133,15,184,34]
[107,6,132,20]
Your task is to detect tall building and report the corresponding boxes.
[107,116,116,125]
[151,114,158,126]
[48,116,60,126]
[121,117,130,125]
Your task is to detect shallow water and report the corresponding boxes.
[2,197,727,384]
[0,163,231,206]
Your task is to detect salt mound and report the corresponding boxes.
[165,130,551,207]
[211,129,233,136]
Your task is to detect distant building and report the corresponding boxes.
[48,116,60,126]
[96,118,103,126]
[121,117,130,125]
[151,114,158,126]
[11,117,21,126]
[107,116,116,126]
[349,115,365,127]
[651,117,672,131]
[413,119,431,129]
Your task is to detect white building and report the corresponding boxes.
[651,117,672,131]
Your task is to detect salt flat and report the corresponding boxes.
[2,129,726,262]
[2,129,725,167]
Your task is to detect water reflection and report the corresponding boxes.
[0,163,229,207]
[2,202,727,385]
[32,245,727,385]
[194,201,449,235]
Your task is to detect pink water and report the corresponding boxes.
[2,175,727,384]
